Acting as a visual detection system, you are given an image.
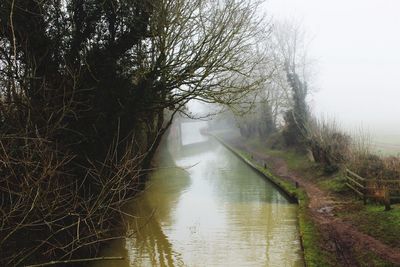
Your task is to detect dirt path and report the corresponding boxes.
[226,138,400,267]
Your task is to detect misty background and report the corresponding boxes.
[264,0,400,141]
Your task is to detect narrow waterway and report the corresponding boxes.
[95,123,304,267]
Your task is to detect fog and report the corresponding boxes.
[265,0,400,137]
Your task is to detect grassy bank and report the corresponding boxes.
[234,135,400,266]
[213,135,334,267]
[340,204,400,249]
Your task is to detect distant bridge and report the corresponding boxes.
[169,117,209,148]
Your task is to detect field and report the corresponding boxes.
[372,134,400,156]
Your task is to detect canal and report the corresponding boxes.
[94,122,304,266]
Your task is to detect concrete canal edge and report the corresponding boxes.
[212,134,328,267]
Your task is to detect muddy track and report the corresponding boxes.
[226,138,400,267]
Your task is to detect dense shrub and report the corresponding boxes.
[382,157,400,179]
[266,131,286,150]
[0,126,143,265]
[307,118,351,173]
[351,154,400,180]
[0,1,158,264]
[282,110,308,149]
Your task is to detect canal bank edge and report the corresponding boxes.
[212,134,331,267]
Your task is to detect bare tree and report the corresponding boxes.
[148,0,268,107]
[270,21,312,147]
[136,0,273,160]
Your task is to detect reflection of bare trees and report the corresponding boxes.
[116,144,190,267]
[125,202,182,267]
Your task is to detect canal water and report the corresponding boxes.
[94,123,304,267]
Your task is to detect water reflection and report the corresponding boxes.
[94,124,304,267]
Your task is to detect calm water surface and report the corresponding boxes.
[95,125,304,267]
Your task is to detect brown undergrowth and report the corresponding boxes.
[0,129,144,266]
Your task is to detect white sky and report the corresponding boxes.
[264,0,400,136]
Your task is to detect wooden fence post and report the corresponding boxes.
[363,178,367,205]
[384,187,391,211]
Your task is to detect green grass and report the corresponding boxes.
[297,190,336,267]
[318,175,349,194]
[340,204,400,249]
[243,137,313,173]
[352,249,397,267]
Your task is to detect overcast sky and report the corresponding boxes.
[264,0,400,136]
